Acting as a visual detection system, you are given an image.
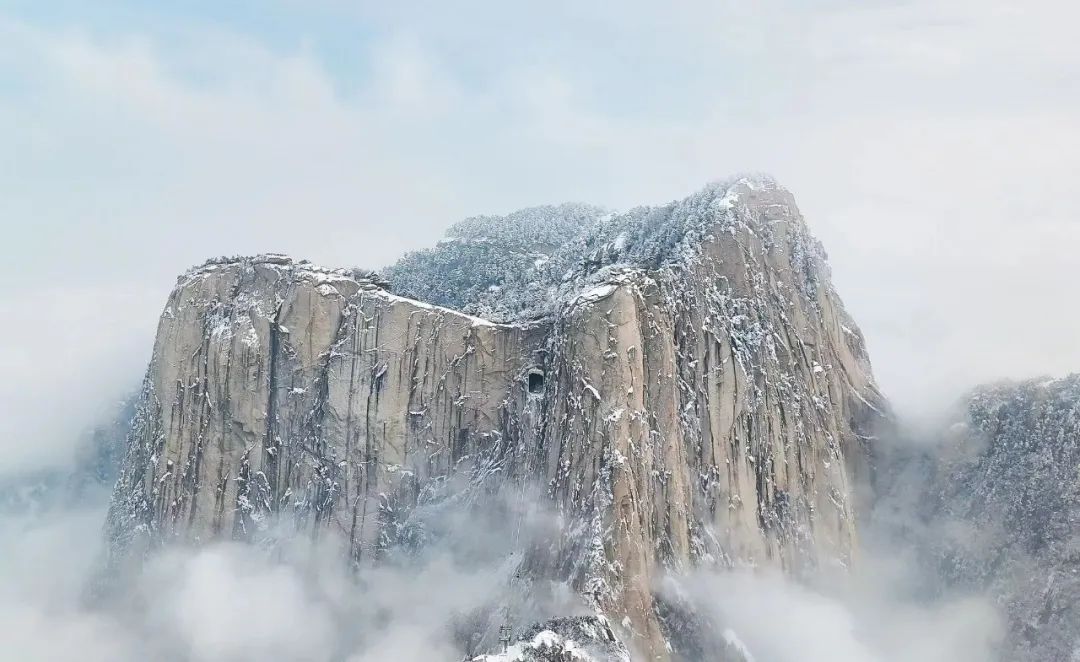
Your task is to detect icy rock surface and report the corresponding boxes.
[107,177,886,660]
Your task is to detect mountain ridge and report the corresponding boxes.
[106,176,886,660]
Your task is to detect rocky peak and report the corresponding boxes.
[106,176,885,660]
[386,176,836,325]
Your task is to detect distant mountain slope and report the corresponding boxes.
[875,375,1080,662]
[937,376,1080,661]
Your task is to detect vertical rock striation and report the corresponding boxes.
[108,256,543,555]
[107,177,885,659]
[512,181,884,656]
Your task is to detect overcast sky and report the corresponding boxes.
[2,0,1078,473]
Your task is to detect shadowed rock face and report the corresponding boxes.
[107,178,885,660]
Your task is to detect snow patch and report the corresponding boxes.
[473,630,598,662]
[722,628,757,662]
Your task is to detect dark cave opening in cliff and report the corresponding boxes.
[528,369,545,394]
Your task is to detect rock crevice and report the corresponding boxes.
[107,177,885,659]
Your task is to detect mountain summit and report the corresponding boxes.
[107,177,886,659]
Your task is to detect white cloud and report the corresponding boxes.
[0,284,156,475]
[149,546,338,662]
[0,490,578,662]
[0,11,1072,662]
[0,505,136,661]
[671,568,1002,662]
[1,0,1079,471]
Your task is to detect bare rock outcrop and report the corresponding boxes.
[107,177,885,660]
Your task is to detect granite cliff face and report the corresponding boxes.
[107,177,886,660]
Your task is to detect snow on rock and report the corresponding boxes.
[384,175,821,325]
[107,177,886,661]
[721,629,756,662]
[878,375,1080,662]
[473,630,597,662]
[473,617,631,662]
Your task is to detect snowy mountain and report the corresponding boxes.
[386,202,606,321]
[104,176,886,660]
[874,375,1080,662]
[385,178,837,328]
[930,377,1080,661]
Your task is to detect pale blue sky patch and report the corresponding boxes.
[1,0,1079,473]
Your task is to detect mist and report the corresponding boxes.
[0,406,1020,662]
[664,567,1001,662]
[645,414,1011,662]
[0,474,595,662]
[3,0,1080,470]
[2,1,1077,660]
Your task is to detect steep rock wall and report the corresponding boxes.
[108,256,545,556]
[108,179,885,660]
[520,183,883,657]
